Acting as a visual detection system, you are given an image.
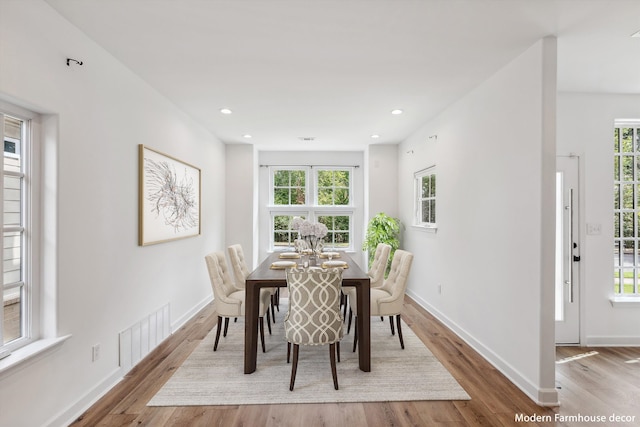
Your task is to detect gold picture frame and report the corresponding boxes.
[139,144,201,246]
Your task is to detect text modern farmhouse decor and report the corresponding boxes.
[138,145,201,246]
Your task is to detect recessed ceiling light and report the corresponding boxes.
[220,108,233,114]
[371,134,380,139]
[632,30,640,38]
[243,134,252,139]
[391,109,403,115]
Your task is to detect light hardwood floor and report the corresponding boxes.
[69,297,640,426]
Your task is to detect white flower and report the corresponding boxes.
[291,216,304,231]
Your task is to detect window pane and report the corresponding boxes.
[623,184,635,209]
[274,170,289,186]
[317,215,350,248]
[614,127,620,153]
[623,212,635,237]
[622,128,634,152]
[3,175,21,227]
[623,155,634,180]
[334,188,349,205]
[2,287,22,344]
[273,231,290,247]
[622,268,634,294]
[3,231,21,285]
[614,240,621,268]
[274,188,289,205]
[430,174,436,197]
[421,200,429,223]
[429,200,436,223]
[291,170,305,187]
[317,170,332,187]
[318,188,333,205]
[614,213,620,238]
[636,129,640,152]
[614,156,620,180]
[615,184,620,209]
[421,176,429,198]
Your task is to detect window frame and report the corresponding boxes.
[414,165,437,230]
[270,166,309,206]
[1,107,36,356]
[613,121,640,297]
[313,167,353,207]
[268,166,355,251]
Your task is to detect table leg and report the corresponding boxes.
[355,280,371,372]
[244,281,260,374]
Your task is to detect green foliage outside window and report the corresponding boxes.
[274,169,305,205]
[318,215,350,247]
[317,170,349,205]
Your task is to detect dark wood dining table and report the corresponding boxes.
[244,251,371,374]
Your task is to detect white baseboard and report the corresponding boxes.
[405,290,559,407]
[47,367,123,427]
[172,294,213,332]
[585,336,640,346]
[52,294,213,427]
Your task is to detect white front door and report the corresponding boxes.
[555,155,580,344]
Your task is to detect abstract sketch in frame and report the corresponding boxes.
[139,144,201,246]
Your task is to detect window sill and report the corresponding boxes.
[609,296,640,308]
[412,224,438,233]
[0,335,71,379]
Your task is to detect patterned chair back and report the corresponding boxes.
[284,268,344,346]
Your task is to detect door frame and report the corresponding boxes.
[555,154,583,345]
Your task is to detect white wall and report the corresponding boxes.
[558,93,640,346]
[0,2,225,426]
[368,144,399,220]
[398,39,558,405]
[225,144,257,266]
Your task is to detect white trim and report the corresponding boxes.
[0,334,71,379]
[609,296,640,307]
[406,289,560,407]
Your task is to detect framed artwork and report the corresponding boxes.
[139,145,201,246]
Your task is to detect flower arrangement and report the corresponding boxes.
[291,217,328,239]
[291,217,328,255]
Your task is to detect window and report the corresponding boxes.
[415,166,437,227]
[269,167,353,250]
[613,123,640,296]
[272,213,308,248]
[316,169,350,206]
[1,112,31,356]
[273,168,306,205]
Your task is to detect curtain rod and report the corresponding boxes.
[259,164,360,168]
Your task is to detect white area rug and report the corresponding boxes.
[148,302,470,406]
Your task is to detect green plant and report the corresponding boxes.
[362,212,401,271]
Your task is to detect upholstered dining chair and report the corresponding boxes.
[284,267,344,391]
[343,242,391,322]
[227,244,279,317]
[205,251,272,352]
[349,249,414,351]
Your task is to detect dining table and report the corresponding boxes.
[244,251,371,374]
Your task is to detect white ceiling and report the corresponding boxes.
[46,0,640,151]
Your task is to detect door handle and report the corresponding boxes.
[573,255,581,262]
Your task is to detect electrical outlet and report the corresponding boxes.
[92,343,100,362]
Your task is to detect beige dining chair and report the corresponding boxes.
[349,249,414,351]
[285,267,344,391]
[227,244,279,318]
[205,251,272,352]
[344,242,391,325]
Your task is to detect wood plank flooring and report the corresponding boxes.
[69,297,640,426]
